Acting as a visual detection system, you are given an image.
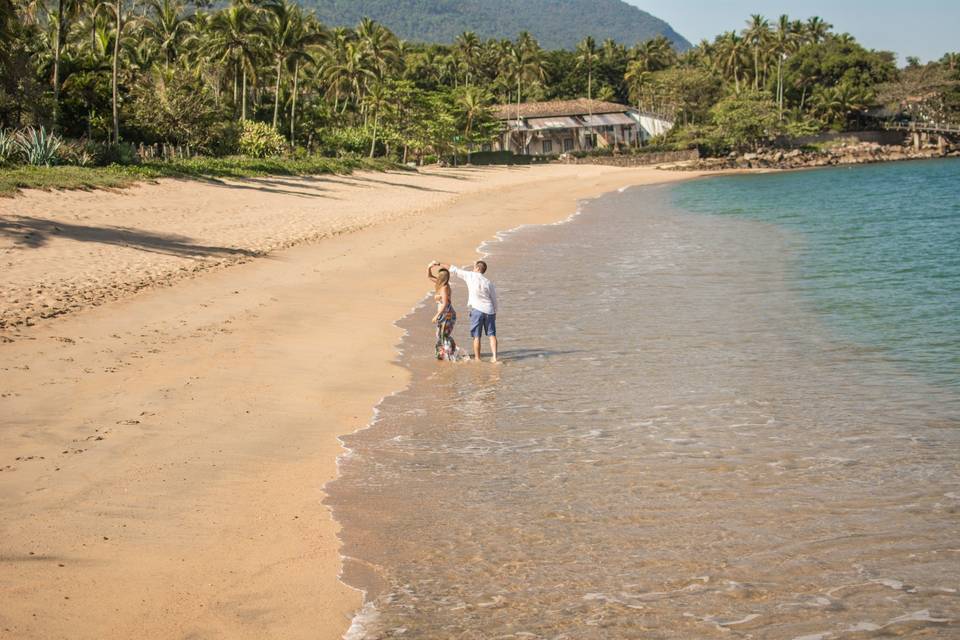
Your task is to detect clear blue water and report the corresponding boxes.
[331,160,960,638]
[671,158,960,391]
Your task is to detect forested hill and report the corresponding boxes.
[299,0,691,50]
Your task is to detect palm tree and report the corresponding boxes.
[288,15,326,143]
[208,2,259,119]
[141,0,191,68]
[804,16,832,45]
[323,38,373,114]
[51,0,84,130]
[503,34,546,153]
[263,0,320,131]
[356,17,398,82]
[601,38,622,64]
[716,31,745,93]
[811,82,870,128]
[103,0,134,143]
[456,84,488,161]
[624,61,652,111]
[631,35,674,73]
[455,30,480,85]
[363,79,386,156]
[575,36,599,101]
[743,14,770,90]
[318,26,352,111]
[771,14,798,118]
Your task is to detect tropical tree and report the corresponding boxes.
[51,0,85,130]
[743,14,771,90]
[208,2,259,120]
[771,14,799,118]
[575,36,599,101]
[454,30,480,85]
[810,81,871,128]
[263,0,321,132]
[716,31,746,93]
[141,0,191,68]
[103,0,135,143]
[711,90,781,150]
[504,32,546,112]
[805,16,832,45]
[630,35,674,73]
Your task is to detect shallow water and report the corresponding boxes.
[328,161,960,639]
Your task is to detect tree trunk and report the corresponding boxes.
[233,61,239,112]
[52,0,65,131]
[272,58,282,129]
[368,108,378,157]
[111,0,121,144]
[241,66,248,120]
[777,57,783,119]
[290,60,299,143]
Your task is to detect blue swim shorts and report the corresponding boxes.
[469,309,496,337]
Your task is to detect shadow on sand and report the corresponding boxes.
[0,216,258,259]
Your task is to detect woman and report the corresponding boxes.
[428,260,459,361]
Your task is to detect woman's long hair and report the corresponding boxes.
[434,268,450,291]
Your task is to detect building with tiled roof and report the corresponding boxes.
[489,99,674,156]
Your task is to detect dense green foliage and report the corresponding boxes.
[300,0,690,52]
[1,0,957,179]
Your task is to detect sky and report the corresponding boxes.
[629,1,958,64]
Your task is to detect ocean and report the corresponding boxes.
[328,158,960,639]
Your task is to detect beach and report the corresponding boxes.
[0,164,702,639]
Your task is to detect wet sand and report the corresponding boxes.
[0,165,704,639]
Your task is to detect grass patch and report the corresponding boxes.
[0,156,405,196]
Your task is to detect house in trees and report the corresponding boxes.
[490,99,674,156]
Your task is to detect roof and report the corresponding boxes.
[581,113,637,126]
[493,99,635,120]
[526,116,581,130]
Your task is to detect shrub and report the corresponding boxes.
[102,142,141,166]
[59,139,98,167]
[0,129,18,165]
[15,126,63,166]
[127,66,225,153]
[710,91,782,151]
[316,127,373,157]
[237,121,287,158]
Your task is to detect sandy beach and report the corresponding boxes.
[0,164,702,639]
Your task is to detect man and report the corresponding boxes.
[434,259,498,363]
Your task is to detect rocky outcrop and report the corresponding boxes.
[560,149,700,167]
[673,142,959,172]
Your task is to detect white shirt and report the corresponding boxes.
[450,266,498,315]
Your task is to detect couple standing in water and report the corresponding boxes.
[427,259,499,363]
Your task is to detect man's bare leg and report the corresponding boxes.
[489,336,498,363]
[473,337,481,361]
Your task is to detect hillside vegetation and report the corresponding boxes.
[300,0,691,50]
[2,0,958,194]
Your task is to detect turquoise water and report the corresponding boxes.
[330,161,960,638]
[672,158,960,391]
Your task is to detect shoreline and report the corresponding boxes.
[0,164,706,639]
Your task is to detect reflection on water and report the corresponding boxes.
[327,181,960,639]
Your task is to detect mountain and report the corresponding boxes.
[301,0,691,51]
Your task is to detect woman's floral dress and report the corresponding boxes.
[435,303,458,361]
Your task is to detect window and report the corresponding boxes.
[563,138,574,152]
[542,140,553,154]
